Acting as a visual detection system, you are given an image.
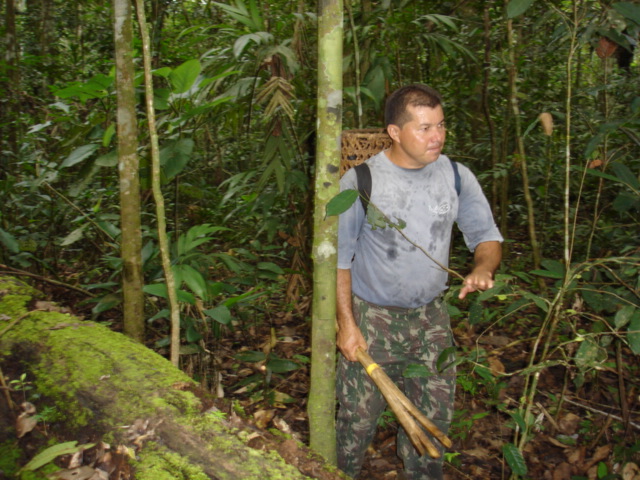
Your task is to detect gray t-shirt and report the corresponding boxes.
[337,151,503,308]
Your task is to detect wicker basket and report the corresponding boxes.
[340,129,392,176]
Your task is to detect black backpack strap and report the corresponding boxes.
[354,163,372,214]
[450,159,461,196]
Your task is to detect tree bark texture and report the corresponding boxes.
[0,276,346,480]
[308,0,343,465]
[113,0,146,342]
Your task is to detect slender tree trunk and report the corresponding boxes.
[113,0,145,341]
[2,0,20,168]
[308,0,343,464]
[134,0,182,367]
[505,8,541,270]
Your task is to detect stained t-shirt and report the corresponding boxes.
[337,151,503,308]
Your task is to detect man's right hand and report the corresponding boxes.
[337,322,368,362]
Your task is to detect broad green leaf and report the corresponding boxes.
[610,162,640,190]
[507,411,527,432]
[61,144,100,168]
[186,323,203,343]
[0,228,19,254]
[326,189,359,216]
[507,0,535,18]
[173,264,207,299]
[235,350,266,362]
[257,262,284,274]
[22,442,95,472]
[169,59,201,94]
[503,443,527,475]
[469,301,483,325]
[530,269,563,279]
[102,123,116,147]
[153,66,172,78]
[143,283,195,304]
[574,337,606,370]
[267,358,300,373]
[613,2,640,25]
[615,305,636,330]
[60,226,86,246]
[160,138,195,182]
[95,150,118,167]
[204,305,232,325]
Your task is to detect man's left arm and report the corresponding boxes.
[458,240,502,299]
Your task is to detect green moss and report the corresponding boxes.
[134,443,210,480]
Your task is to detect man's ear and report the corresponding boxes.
[387,124,401,143]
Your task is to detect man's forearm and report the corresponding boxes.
[336,268,355,329]
[472,241,502,275]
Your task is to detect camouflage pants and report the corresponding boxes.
[336,295,456,480]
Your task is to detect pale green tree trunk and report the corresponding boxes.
[308,0,343,465]
[2,0,20,164]
[134,0,181,367]
[113,0,145,341]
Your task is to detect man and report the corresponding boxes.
[336,84,503,479]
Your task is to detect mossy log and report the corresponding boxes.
[0,276,345,480]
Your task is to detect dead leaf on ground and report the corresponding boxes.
[16,402,37,438]
[254,408,275,429]
[463,447,492,459]
[47,466,96,480]
[558,412,580,435]
[623,462,640,480]
[488,356,505,376]
[552,462,572,480]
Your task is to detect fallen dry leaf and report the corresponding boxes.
[47,466,96,480]
[552,462,572,480]
[558,412,580,435]
[623,462,640,480]
[254,408,275,429]
[488,356,505,376]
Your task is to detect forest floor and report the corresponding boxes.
[209,295,638,480]
[2,276,639,480]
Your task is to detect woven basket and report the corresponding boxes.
[340,129,391,176]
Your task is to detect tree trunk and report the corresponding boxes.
[0,276,345,480]
[505,9,541,270]
[113,0,146,342]
[134,0,182,367]
[2,0,20,168]
[308,0,343,465]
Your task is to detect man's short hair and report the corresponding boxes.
[384,84,443,128]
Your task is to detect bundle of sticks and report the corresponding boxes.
[356,348,453,458]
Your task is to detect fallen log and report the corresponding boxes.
[0,276,345,480]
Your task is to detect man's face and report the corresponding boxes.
[388,104,446,169]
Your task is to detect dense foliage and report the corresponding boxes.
[1,0,638,478]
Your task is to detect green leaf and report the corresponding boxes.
[502,443,527,475]
[160,138,195,182]
[169,59,201,94]
[21,442,95,472]
[326,189,359,216]
[628,310,640,355]
[95,150,118,167]
[204,305,232,325]
[257,262,284,274]
[59,225,86,246]
[0,228,19,254]
[61,144,100,168]
[235,350,266,362]
[267,358,301,373]
[507,0,535,18]
[173,264,207,299]
[507,411,527,432]
[615,305,636,330]
[613,2,640,25]
[574,337,607,370]
[186,323,203,343]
